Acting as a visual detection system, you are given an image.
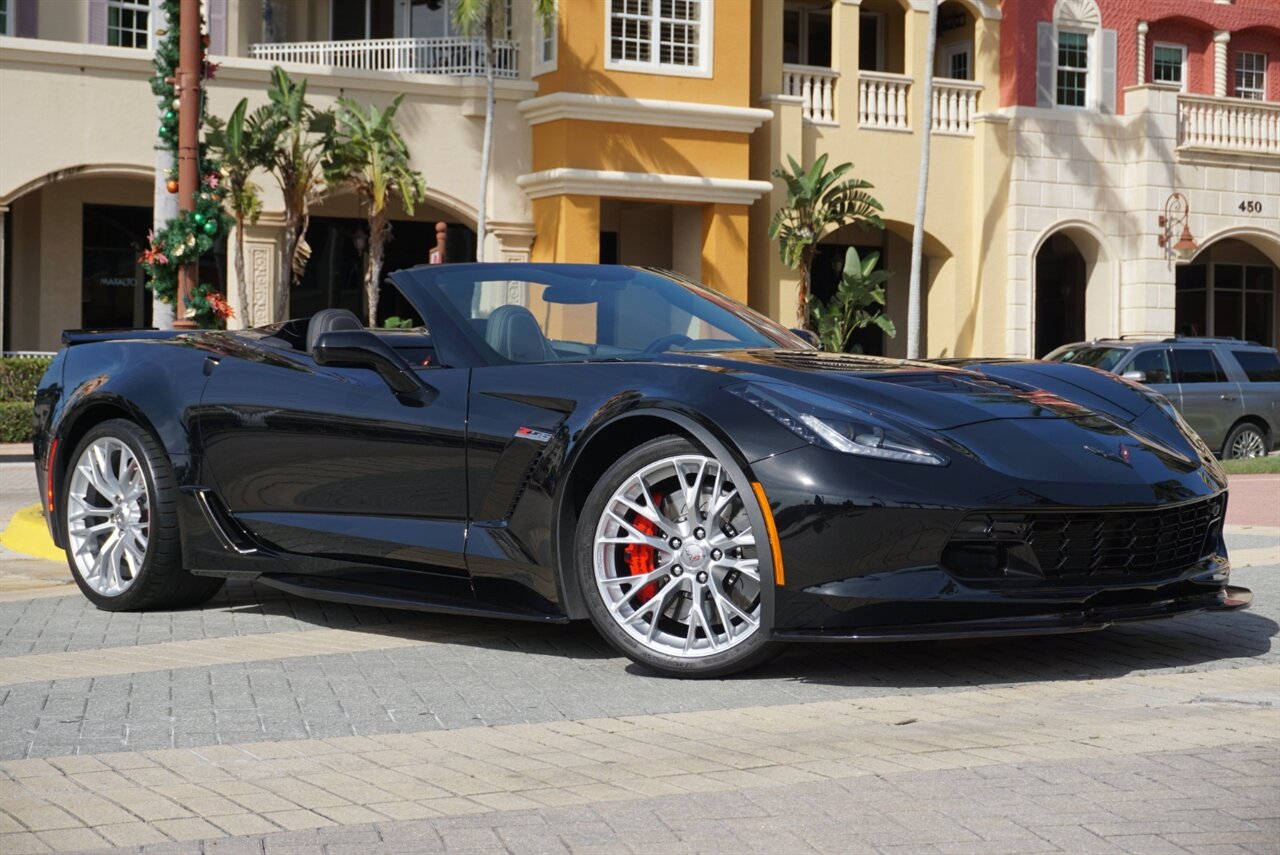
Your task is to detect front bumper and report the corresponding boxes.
[750,444,1244,639]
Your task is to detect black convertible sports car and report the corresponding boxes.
[33,263,1250,676]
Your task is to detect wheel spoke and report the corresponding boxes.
[602,511,669,551]
[613,493,677,539]
[66,437,151,598]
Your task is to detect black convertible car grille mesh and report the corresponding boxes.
[948,497,1224,583]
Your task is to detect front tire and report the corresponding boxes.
[576,436,779,677]
[1223,422,1268,460]
[63,419,224,611]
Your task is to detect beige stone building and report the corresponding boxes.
[1,0,1277,356]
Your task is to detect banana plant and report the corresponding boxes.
[809,247,895,353]
[769,154,884,329]
[206,98,263,326]
[324,95,426,327]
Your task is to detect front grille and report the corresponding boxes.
[947,496,1224,583]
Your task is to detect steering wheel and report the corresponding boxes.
[641,334,692,355]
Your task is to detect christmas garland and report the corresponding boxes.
[140,0,234,327]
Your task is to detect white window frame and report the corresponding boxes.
[0,0,13,38]
[107,0,151,49]
[604,0,714,79]
[1151,41,1187,91]
[941,41,972,81]
[1054,26,1092,110]
[1234,50,1267,101]
[533,0,558,75]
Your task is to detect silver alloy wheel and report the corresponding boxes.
[66,436,150,597]
[592,454,761,658]
[1229,428,1266,459]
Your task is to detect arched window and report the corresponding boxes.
[1036,0,1117,112]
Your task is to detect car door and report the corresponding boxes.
[1170,348,1242,453]
[196,341,471,577]
[1228,347,1280,440]
[1120,347,1176,397]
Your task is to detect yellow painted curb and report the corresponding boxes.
[0,503,64,562]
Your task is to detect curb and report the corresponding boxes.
[0,503,64,562]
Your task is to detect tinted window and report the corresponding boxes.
[1232,350,1280,383]
[1172,349,1226,384]
[1129,349,1171,384]
[1049,346,1128,371]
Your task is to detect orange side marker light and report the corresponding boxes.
[46,437,59,513]
[751,482,785,587]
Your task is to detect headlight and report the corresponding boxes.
[728,382,948,466]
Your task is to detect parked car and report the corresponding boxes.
[32,265,1250,677]
[1046,337,1280,459]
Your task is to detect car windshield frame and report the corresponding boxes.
[389,263,810,368]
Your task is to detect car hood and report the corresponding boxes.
[668,350,1152,431]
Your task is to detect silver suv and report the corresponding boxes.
[1046,337,1280,459]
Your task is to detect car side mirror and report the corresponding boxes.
[313,329,437,404]
[1121,370,1147,383]
[790,328,821,350]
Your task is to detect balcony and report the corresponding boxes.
[247,37,520,78]
[932,78,982,136]
[1177,94,1280,156]
[858,71,911,131]
[783,64,839,125]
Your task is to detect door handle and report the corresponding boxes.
[1220,394,1236,401]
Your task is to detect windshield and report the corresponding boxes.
[1046,345,1130,372]
[392,264,805,365]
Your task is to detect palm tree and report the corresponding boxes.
[206,99,263,326]
[453,0,556,261]
[906,0,940,358]
[249,66,335,321]
[769,154,884,328]
[324,95,427,326]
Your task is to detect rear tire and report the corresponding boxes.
[575,435,780,678]
[62,419,224,611]
[1223,422,1268,460]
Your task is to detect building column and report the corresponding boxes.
[700,204,749,304]
[530,195,600,263]
[235,217,284,328]
[832,0,862,124]
[1214,30,1230,97]
[1136,21,1148,84]
[489,222,537,263]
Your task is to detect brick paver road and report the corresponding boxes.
[0,450,1277,854]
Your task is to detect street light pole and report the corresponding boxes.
[173,0,202,330]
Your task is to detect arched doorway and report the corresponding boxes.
[1032,224,1115,357]
[1034,233,1086,357]
[1178,234,1280,346]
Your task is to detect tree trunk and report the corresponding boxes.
[475,13,496,262]
[798,245,815,331]
[366,211,388,327]
[234,206,248,327]
[907,0,939,359]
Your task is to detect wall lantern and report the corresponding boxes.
[1158,192,1198,263]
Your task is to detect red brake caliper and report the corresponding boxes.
[623,493,663,604]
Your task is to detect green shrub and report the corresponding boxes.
[0,357,53,403]
[0,402,34,443]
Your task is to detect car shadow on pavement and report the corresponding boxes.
[213,579,1276,683]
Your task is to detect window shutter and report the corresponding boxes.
[208,0,227,56]
[1036,22,1055,107]
[87,0,107,44]
[15,0,37,37]
[1099,29,1117,113]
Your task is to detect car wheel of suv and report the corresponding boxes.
[1223,422,1268,459]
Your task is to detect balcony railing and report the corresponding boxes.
[783,64,839,125]
[932,78,982,136]
[858,71,911,131]
[248,37,520,78]
[1177,94,1280,155]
